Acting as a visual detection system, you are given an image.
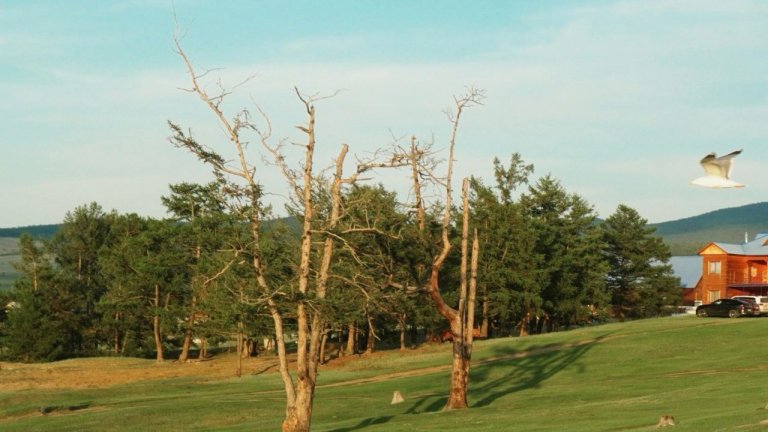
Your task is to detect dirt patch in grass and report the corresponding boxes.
[0,337,618,393]
[0,354,285,392]
[0,348,425,392]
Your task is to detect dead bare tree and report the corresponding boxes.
[409,88,485,409]
[171,35,410,431]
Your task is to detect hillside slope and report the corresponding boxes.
[651,201,768,254]
[2,317,768,431]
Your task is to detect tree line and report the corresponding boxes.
[0,167,679,364]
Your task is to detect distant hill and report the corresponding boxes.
[650,202,768,255]
[0,224,59,239]
[0,237,21,291]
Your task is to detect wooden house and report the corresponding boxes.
[695,233,768,303]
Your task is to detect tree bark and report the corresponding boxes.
[153,284,164,362]
[113,311,120,355]
[178,296,197,363]
[319,331,328,364]
[480,286,490,338]
[236,321,244,377]
[345,323,356,356]
[398,313,407,351]
[365,314,376,354]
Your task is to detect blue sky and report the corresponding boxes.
[2,0,768,227]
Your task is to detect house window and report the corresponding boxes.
[751,267,757,277]
[708,261,721,274]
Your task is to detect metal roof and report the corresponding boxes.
[669,256,701,288]
[712,232,768,256]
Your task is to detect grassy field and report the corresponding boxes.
[0,237,20,291]
[2,316,768,431]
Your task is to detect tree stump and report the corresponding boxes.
[656,415,676,428]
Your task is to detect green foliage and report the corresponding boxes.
[2,287,71,362]
[2,234,79,362]
[520,175,608,329]
[470,155,541,336]
[602,204,681,319]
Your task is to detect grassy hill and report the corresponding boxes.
[651,202,768,255]
[2,316,768,431]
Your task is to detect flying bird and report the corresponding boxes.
[690,149,745,188]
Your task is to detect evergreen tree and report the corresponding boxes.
[2,234,75,361]
[97,214,154,356]
[49,203,115,354]
[601,204,681,318]
[470,155,541,336]
[521,175,608,330]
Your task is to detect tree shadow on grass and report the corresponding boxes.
[470,334,610,407]
[405,393,448,414]
[326,333,609,430]
[327,415,394,432]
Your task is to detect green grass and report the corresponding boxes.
[3,316,768,431]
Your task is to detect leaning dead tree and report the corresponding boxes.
[409,88,484,409]
[171,35,409,432]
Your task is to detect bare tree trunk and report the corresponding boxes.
[179,328,193,363]
[411,90,482,410]
[153,284,164,362]
[236,321,244,377]
[198,337,208,360]
[480,286,490,338]
[399,313,407,351]
[345,323,356,356]
[319,331,328,364]
[365,314,376,354]
[518,312,530,337]
[121,331,129,356]
[178,296,197,363]
[113,311,120,355]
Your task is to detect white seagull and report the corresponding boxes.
[690,149,745,188]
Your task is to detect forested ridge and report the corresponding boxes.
[0,224,59,239]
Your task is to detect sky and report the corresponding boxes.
[2,0,768,227]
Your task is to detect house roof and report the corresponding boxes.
[669,256,702,288]
[710,232,768,256]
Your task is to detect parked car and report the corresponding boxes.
[731,295,768,315]
[696,298,760,318]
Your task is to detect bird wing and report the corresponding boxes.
[700,149,742,179]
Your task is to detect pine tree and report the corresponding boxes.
[470,155,541,336]
[521,175,608,330]
[2,234,73,361]
[601,204,681,318]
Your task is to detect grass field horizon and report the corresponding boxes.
[3,316,768,431]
